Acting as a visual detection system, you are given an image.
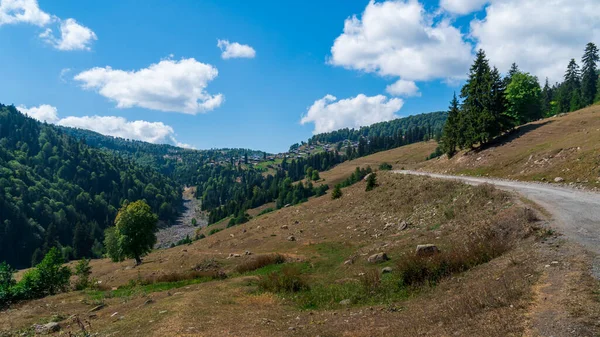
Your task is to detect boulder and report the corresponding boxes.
[339,299,351,305]
[367,252,389,264]
[415,244,439,256]
[280,225,289,229]
[554,177,565,183]
[343,259,353,266]
[287,235,296,242]
[244,251,252,256]
[34,322,60,334]
[398,221,410,231]
[382,267,393,274]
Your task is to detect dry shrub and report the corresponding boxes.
[142,270,226,285]
[192,258,221,272]
[235,254,286,274]
[258,265,309,293]
[396,235,509,287]
[360,269,381,294]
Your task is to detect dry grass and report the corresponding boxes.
[234,254,286,274]
[141,270,226,285]
[257,265,309,293]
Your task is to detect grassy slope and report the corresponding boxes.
[3,173,584,336]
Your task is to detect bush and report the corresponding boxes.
[257,208,275,216]
[365,173,378,191]
[258,265,309,293]
[0,262,16,307]
[14,248,72,300]
[209,228,222,235]
[331,185,342,200]
[74,258,92,290]
[396,236,509,287]
[379,163,393,170]
[235,254,286,274]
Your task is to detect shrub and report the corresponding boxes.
[379,163,393,170]
[74,258,92,290]
[209,228,222,235]
[258,265,309,293]
[235,254,286,274]
[365,173,378,191]
[396,236,509,287]
[14,248,72,299]
[331,185,342,200]
[258,208,275,216]
[360,269,382,294]
[0,262,16,307]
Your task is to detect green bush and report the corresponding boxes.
[331,185,342,200]
[0,262,16,307]
[365,173,378,191]
[74,258,92,290]
[14,248,72,299]
[379,163,393,170]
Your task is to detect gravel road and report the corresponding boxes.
[394,170,600,257]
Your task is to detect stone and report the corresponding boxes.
[398,221,410,231]
[339,299,351,305]
[415,244,439,256]
[554,177,565,183]
[382,267,393,274]
[280,225,289,229]
[367,252,389,264]
[245,251,252,256]
[343,259,353,265]
[287,235,296,241]
[34,322,60,334]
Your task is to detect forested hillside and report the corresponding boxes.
[61,127,266,185]
[0,105,182,268]
[307,111,447,144]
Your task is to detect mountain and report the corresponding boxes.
[0,104,182,268]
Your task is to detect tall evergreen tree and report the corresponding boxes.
[581,42,599,106]
[561,59,581,112]
[441,93,460,157]
[460,49,494,148]
[541,78,553,116]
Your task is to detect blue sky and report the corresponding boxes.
[1,0,598,153]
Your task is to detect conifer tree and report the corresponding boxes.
[581,42,599,106]
[561,59,581,112]
[460,49,493,148]
[541,78,553,116]
[441,93,460,157]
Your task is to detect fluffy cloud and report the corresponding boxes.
[74,58,224,114]
[0,0,96,51]
[471,0,600,83]
[439,0,488,15]
[17,104,59,123]
[217,39,256,59]
[40,18,97,51]
[329,0,473,93]
[0,0,51,26]
[300,94,403,134]
[386,79,421,97]
[16,104,192,148]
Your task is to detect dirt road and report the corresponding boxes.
[394,170,600,257]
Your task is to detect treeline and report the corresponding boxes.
[307,111,447,145]
[441,43,600,156]
[62,126,266,185]
[0,105,182,268]
[281,151,344,180]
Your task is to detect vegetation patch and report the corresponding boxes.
[257,265,309,293]
[235,254,286,274]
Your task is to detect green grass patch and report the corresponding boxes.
[84,276,214,301]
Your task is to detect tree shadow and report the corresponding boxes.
[472,120,553,153]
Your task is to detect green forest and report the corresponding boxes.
[0,105,182,268]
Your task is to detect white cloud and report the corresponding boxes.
[57,116,190,147]
[74,58,224,114]
[0,0,51,26]
[16,104,193,148]
[329,0,473,92]
[0,0,96,51]
[40,18,97,51]
[17,104,59,123]
[300,94,404,134]
[386,79,421,97]
[470,0,600,83]
[440,0,488,15]
[217,39,256,59]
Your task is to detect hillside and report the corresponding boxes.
[417,105,600,186]
[0,105,182,268]
[5,172,598,336]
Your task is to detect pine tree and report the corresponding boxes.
[365,173,377,191]
[581,42,599,106]
[73,222,93,259]
[460,49,493,148]
[562,59,581,112]
[331,185,342,200]
[503,62,520,87]
[441,93,460,157]
[541,78,553,116]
